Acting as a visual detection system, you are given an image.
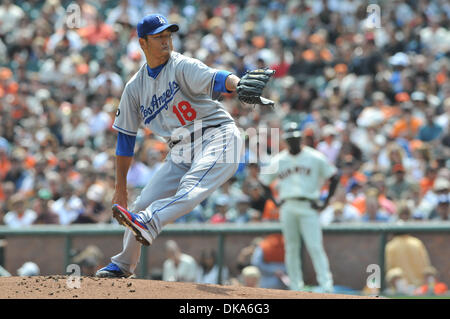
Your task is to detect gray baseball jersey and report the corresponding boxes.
[113,51,234,141]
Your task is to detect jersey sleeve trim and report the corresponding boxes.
[112,124,138,136]
[116,131,136,157]
[213,70,233,93]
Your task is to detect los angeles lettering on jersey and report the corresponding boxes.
[278,166,311,179]
[141,80,180,124]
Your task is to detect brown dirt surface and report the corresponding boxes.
[0,276,381,299]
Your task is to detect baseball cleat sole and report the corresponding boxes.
[95,271,137,279]
[112,205,152,246]
[95,262,135,278]
[95,270,127,278]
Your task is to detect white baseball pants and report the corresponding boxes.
[280,199,333,292]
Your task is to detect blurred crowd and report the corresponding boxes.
[0,0,449,227]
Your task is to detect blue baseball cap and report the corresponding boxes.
[137,14,179,38]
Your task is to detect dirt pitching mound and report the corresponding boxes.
[0,276,379,299]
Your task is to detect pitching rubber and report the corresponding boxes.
[112,206,151,246]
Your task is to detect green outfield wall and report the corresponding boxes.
[0,222,449,291]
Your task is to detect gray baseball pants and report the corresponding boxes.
[111,123,243,273]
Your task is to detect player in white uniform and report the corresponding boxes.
[259,123,340,292]
[95,14,250,278]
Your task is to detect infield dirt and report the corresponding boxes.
[0,276,380,299]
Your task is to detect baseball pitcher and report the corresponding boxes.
[96,14,274,278]
[259,123,340,293]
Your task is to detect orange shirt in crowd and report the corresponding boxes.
[25,155,36,169]
[352,194,397,215]
[262,182,279,221]
[78,23,115,45]
[414,282,448,296]
[69,170,81,183]
[262,199,279,221]
[420,177,435,197]
[260,234,285,263]
[340,172,367,188]
[47,154,58,167]
[436,71,447,86]
[0,81,19,98]
[0,67,18,99]
[0,157,11,180]
[351,195,366,214]
[301,48,333,62]
[380,105,401,119]
[391,117,423,139]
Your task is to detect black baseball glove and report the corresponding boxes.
[236,69,275,106]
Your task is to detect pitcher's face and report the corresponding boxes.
[140,30,173,61]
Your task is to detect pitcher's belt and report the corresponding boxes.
[168,124,222,148]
